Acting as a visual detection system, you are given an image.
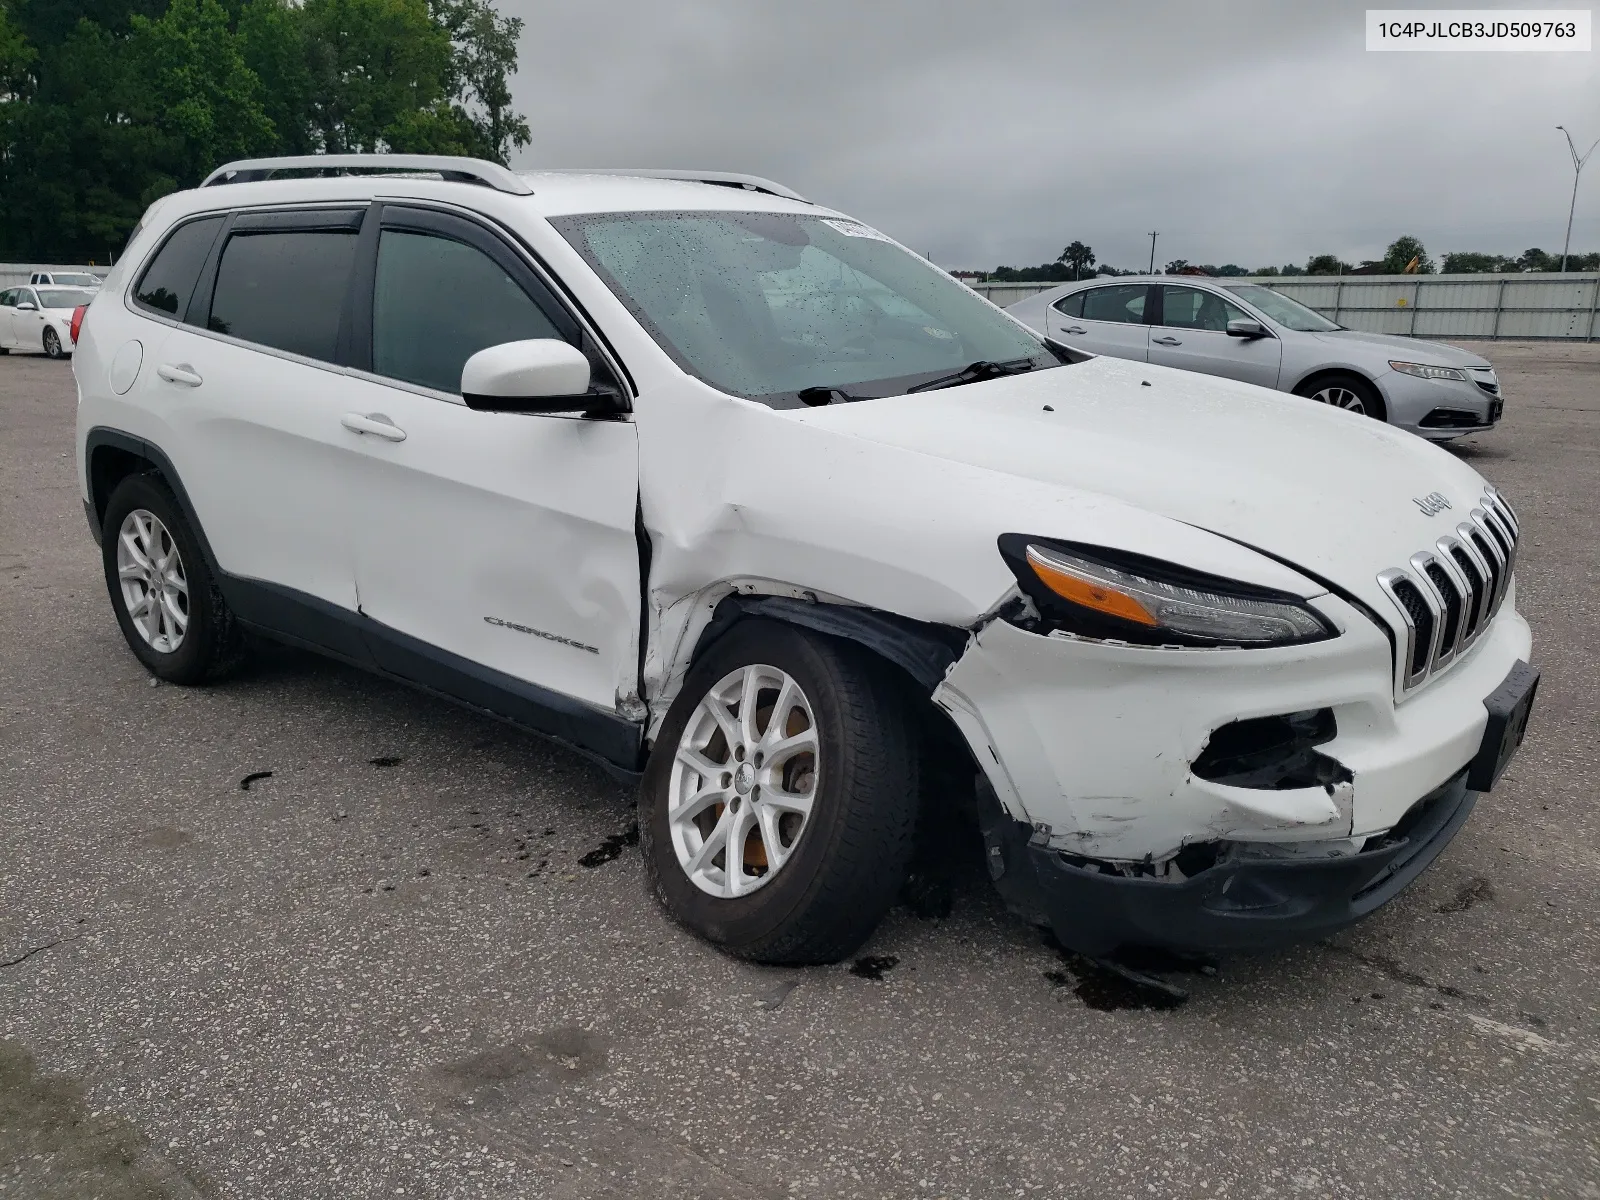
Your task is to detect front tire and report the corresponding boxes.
[42,328,64,359]
[1293,372,1386,421]
[641,620,918,965]
[101,474,245,684]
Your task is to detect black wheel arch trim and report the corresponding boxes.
[84,427,223,575]
[690,594,969,694]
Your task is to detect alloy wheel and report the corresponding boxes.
[1310,385,1366,414]
[668,663,819,898]
[43,328,62,359]
[116,509,189,653]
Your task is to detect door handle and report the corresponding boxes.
[156,362,203,387]
[340,412,407,442]
[1152,336,1182,346]
[1061,325,1087,335]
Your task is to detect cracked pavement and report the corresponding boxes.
[2,343,1598,1198]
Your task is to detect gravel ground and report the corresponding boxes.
[2,342,1597,1199]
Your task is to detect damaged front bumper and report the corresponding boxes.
[980,771,1475,956]
[932,589,1532,955]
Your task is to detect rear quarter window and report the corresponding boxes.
[1051,291,1086,318]
[134,217,225,319]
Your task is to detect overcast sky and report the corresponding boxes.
[503,0,1599,270]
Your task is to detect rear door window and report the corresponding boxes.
[134,217,225,319]
[1081,285,1149,325]
[207,227,359,362]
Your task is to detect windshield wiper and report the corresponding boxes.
[796,386,865,407]
[905,358,1037,394]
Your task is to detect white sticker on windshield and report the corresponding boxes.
[820,218,896,243]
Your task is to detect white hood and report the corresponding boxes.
[791,355,1492,613]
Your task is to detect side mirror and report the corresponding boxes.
[1227,319,1269,339]
[460,339,618,415]
[15,301,36,312]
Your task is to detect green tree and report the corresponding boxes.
[1056,239,1094,281]
[125,0,276,200]
[1304,254,1350,276]
[301,0,462,153]
[1517,247,1556,272]
[430,0,527,162]
[238,0,313,153]
[1441,251,1509,273]
[1381,234,1433,274]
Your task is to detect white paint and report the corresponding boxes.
[461,338,590,399]
[73,166,1534,871]
[108,340,142,396]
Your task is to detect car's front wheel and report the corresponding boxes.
[1294,372,1386,420]
[641,620,918,964]
[101,474,246,684]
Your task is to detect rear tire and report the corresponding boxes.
[1293,372,1386,421]
[101,474,246,684]
[43,328,63,359]
[641,620,918,965]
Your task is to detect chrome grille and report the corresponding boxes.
[1377,487,1519,697]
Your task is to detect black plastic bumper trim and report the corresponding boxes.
[984,772,1476,957]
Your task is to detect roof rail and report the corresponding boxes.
[548,168,808,203]
[201,154,534,196]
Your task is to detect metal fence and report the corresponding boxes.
[966,273,1600,340]
[0,263,111,293]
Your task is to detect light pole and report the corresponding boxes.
[1148,231,1158,274]
[1557,125,1600,273]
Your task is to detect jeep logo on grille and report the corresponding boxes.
[1413,491,1452,517]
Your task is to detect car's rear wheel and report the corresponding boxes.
[42,328,64,359]
[1294,372,1385,420]
[641,620,918,964]
[101,474,245,684]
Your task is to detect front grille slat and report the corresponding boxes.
[1422,560,1462,657]
[1448,544,1487,640]
[1377,488,1519,700]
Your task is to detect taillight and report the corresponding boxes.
[70,304,87,344]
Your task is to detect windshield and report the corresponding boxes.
[553,210,1055,406]
[51,274,100,287]
[1224,284,1341,332]
[37,289,94,309]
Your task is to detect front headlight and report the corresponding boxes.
[1389,360,1467,382]
[998,537,1336,648]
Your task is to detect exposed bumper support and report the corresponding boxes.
[980,771,1476,957]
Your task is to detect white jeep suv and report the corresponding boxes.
[74,155,1537,965]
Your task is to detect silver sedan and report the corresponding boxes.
[1005,277,1502,441]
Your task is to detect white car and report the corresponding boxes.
[74,155,1537,965]
[30,270,103,290]
[1,284,92,358]
[1006,278,1504,441]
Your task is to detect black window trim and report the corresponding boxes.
[342,199,633,412]
[190,206,366,368]
[117,203,369,378]
[121,197,635,407]
[127,211,229,324]
[1065,282,1158,327]
[1154,282,1278,337]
